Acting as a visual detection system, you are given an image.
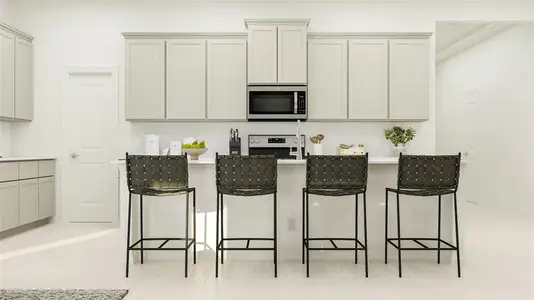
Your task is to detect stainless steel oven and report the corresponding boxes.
[247,86,307,121]
[248,135,306,160]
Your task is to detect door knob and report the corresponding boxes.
[71,153,80,159]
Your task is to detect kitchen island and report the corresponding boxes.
[113,157,462,264]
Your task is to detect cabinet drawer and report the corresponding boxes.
[38,160,55,177]
[0,181,19,232]
[0,162,19,182]
[19,161,38,179]
[19,179,39,226]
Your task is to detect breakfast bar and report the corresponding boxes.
[113,157,461,264]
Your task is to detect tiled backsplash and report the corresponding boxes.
[126,121,433,158]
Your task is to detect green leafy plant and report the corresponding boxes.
[384,126,416,147]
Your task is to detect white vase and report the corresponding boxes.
[312,144,324,155]
[392,146,406,157]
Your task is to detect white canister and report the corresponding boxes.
[312,144,324,155]
[144,134,160,155]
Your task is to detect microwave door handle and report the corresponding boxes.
[294,92,298,114]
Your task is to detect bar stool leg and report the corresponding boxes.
[385,190,388,264]
[437,195,442,264]
[396,192,402,278]
[274,193,278,278]
[302,189,305,265]
[306,192,310,278]
[363,193,369,278]
[140,195,144,264]
[454,192,462,278]
[185,192,190,278]
[215,192,220,278]
[221,194,224,265]
[355,194,359,264]
[193,189,197,264]
[125,193,132,278]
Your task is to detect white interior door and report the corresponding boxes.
[64,67,118,223]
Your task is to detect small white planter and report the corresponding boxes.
[392,146,406,157]
[312,144,324,155]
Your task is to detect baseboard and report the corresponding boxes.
[0,218,53,240]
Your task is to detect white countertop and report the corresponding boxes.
[0,157,56,162]
[111,157,398,165]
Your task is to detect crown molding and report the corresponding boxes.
[308,32,432,39]
[122,32,246,39]
[245,18,310,28]
[0,22,34,42]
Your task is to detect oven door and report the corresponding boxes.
[247,86,307,120]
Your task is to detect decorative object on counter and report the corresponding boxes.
[144,134,160,155]
[339,144,365,155]
[384,126,416,156]
[169,141,182,155]
[229,128,241,155]
[309,133,325,155]
[182,140,207,160]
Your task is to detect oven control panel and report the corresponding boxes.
[249,135,306,148]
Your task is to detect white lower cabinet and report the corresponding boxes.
[18,179,38,226]
[0,181,19,231]
[38,177,55,220]
[308,39,348,120]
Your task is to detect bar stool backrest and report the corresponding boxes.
[397,153,461,191]
[215,154,277,190]
[306,154,369,190]
[125,153,189,192]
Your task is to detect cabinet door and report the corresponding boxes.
[38,177,55,219]
[247,25,277,84]
[207,39,246,120]
[308,39,347,120]
[166,40,206,120]
[18,179,38,226]
[0,30,15,119]
[389,39,430,120]
[125,39,165,120]
[0,181,19,232]
[14,37,33,121]
[277,25,307,84]
[348,40,388,120]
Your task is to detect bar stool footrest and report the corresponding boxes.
[129,238,196,251]
[386,238,458,250]
[217,238,275,251]
[304,238,367,251]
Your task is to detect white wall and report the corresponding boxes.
[0,0,11,157]
[5,0,534,219]
[436,24,534,215]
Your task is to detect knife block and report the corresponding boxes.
[229,138,241,155]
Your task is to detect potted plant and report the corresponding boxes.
[384,126,416,156]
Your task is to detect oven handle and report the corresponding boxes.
[294,92,298,114]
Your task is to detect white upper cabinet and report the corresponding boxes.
[277,25,307,84]
[207,39,247,120]
[308,39,347,120]
[348,39,388,120]
[246,19,309,85]
[125,39,165,120]
[166,39,206,120]
[14,37,33,121]
[0,30,15,119]
[389,39,430,120]
[247,25,277,84]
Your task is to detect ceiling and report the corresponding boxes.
[435,22,515,64]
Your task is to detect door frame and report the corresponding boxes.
[61,66,120,224]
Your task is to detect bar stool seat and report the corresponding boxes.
[218,187,276,196]
[130,186,195,196]
[385,187,455,196]
[304,187,366,196]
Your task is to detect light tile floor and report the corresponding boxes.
[1,203,533,300]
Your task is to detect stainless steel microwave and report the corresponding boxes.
[247,86,307,121]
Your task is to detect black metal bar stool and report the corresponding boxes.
[302,154,369,278]
[385,153,462,278]
[215,153,278,278]
[125,153,196,278]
